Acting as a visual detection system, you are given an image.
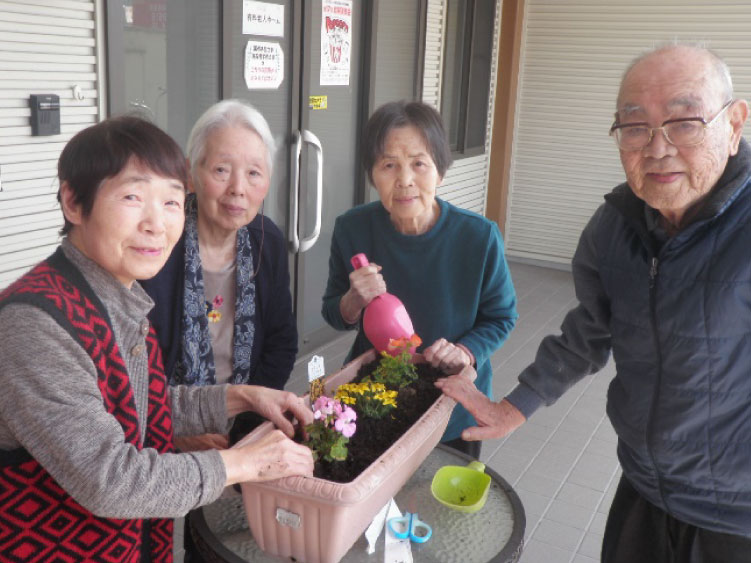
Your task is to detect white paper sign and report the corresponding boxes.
[320,0,352,86]
[365,498,392,554]
[243,0,284,37]
[384,500,413,563]
[244,41,284,90]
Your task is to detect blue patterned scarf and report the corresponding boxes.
[175,194,256,385]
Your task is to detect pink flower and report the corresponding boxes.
[212,295,224,308]
[334,405,357,437]
[342,405,356,422]
[311,396,356,437]
[335,418,356,438]
[313,396,336,419]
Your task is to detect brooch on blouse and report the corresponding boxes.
[206,294,224,323]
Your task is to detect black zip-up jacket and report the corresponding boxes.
[508,139,751,537]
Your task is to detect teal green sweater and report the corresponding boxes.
[322,198,518,441]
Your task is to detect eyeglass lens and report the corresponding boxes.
[612,100,733,150]
[615,121,705,150]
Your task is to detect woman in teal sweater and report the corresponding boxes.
[322,101,517,457]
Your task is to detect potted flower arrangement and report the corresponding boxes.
[237,337,476,563]
[306,395,357,463]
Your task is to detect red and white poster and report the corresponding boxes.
[131,0,166,31]
[244,41,284,90]
[320,0,352,86]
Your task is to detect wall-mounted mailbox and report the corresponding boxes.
[29,94,60,136]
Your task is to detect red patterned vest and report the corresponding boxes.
[0,248,175,563]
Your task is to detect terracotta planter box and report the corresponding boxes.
[237,349,472,563]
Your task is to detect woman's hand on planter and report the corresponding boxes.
[423,338,474,374]
[435,375,526,440]
[220,429,315,485]
[226,385,314,438]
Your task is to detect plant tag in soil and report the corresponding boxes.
[307,355,325,382]
[308,355,326,402]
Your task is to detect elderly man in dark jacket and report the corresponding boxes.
[437,44,751,562]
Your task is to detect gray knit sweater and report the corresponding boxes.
[0,239,228,518]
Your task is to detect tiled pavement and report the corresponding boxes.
[482,262,621,563]
[286,260,621,562]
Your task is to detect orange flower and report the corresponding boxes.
[387,333,422,351]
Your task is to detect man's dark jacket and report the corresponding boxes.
[510,139,751,537]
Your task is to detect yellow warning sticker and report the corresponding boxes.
[309,95,328,110]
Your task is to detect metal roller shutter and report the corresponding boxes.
[422,0,502,215]
[506,0,751,265]
[422,0,445,109]
[0,0,100,288]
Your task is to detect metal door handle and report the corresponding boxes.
[289,129,324,254]
[288,130,303,253]
[299,130,323,252]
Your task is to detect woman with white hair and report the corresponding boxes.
[142,99,297,452]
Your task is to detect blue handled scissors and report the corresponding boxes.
[387,512,432,544]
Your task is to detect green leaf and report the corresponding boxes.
[330,440,349,461]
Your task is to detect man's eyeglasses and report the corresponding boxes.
[609,99,735,151]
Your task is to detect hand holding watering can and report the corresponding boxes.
[346,253,474,370]
[344,254,388,316]
[348,253,416,354]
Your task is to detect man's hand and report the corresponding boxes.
[423,338,473,375]
[435,375,526,440]
[174,433,229,452]
[226,386,313,438]
[220,429,314,485]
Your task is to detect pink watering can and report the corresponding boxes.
[350,253,417,355]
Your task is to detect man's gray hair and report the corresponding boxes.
[187,99,276,177]
[620,41,734,105]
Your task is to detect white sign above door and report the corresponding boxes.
[242,0,284,37]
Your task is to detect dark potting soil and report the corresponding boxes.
[311,359,444,484]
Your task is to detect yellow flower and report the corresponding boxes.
[208,310,222,323]
[335,381,399,420]
[377,391,398,407]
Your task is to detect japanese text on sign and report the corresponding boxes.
[320,0,352,86]
[243,0,284,37]
[309,95,328,110]
[244,41,284,89]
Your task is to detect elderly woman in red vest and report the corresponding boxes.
[0,116,313,562]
